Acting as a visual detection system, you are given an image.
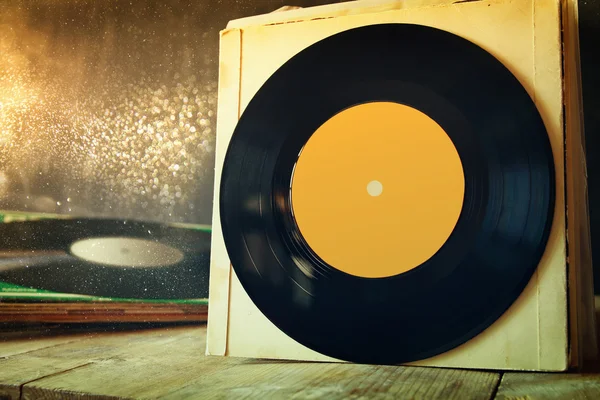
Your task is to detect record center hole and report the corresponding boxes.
[367,180,383,197]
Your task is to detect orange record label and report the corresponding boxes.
[290,102,465,278]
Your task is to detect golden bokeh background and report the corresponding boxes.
[0,0,345,224]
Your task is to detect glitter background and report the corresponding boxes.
[0,0,342,225]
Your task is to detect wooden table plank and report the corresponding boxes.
[0,335,84,358]
[161,360,500,400]
[22,353,241,400]
[11,325,205,365]
[495,372,600,400]
[13,325,500,400]
[23,360,501,400]
[0,355,91,399]
[0,331,92,399]
[0,326,205,400]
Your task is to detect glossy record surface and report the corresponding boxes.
[219,23,555,364]
[0,218,211,299]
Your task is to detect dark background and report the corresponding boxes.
[579,0,600,292]
[0,0,599,288]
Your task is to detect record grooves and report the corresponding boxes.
[0,218,210,300]
[219,24,556,364]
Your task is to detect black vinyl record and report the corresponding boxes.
[219,23,555,365]
[0,218,210,300]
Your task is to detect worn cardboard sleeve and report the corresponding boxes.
[207,0,596,371]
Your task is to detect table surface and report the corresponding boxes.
[2,322,600,400]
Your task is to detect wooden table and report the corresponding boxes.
[1,324,600,400]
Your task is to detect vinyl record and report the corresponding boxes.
[219,24,555,364]
[0,218,210,299]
